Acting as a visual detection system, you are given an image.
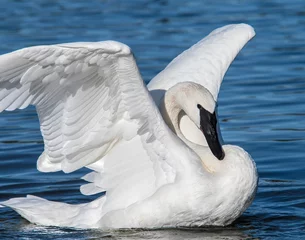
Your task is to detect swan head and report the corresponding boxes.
[162,81,225,160]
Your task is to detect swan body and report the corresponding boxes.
[0,24,258,229]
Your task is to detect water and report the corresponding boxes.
[0,0,304,239]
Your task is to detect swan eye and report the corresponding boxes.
[197,104,202,109]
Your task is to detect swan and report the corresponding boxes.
[0,24,258,229]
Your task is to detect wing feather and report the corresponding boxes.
[0,41,183,209]
[0,40,177,174]
[148,23,255,103]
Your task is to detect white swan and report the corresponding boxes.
[0,24,258,229]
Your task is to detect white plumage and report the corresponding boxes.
[0,24,258,229]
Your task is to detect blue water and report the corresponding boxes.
[0,0,305,239]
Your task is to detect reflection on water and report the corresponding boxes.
[1,223,255,240]
[0,0,305,239]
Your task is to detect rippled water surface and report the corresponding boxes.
[0,0,305,239]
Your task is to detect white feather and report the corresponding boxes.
[148,23,255,103]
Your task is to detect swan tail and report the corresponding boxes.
[0,195,105,228]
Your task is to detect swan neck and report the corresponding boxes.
[160,94,184,139]
[160,83,225,172]
[160,88,196,147]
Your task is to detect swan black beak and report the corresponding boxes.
[197,104,225,160]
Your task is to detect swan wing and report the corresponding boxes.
[148,23,255,102]
[0,42,183,196]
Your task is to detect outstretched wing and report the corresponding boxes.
[0,41,192,211]
[148,23,255,103]
[0,41,181,181]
